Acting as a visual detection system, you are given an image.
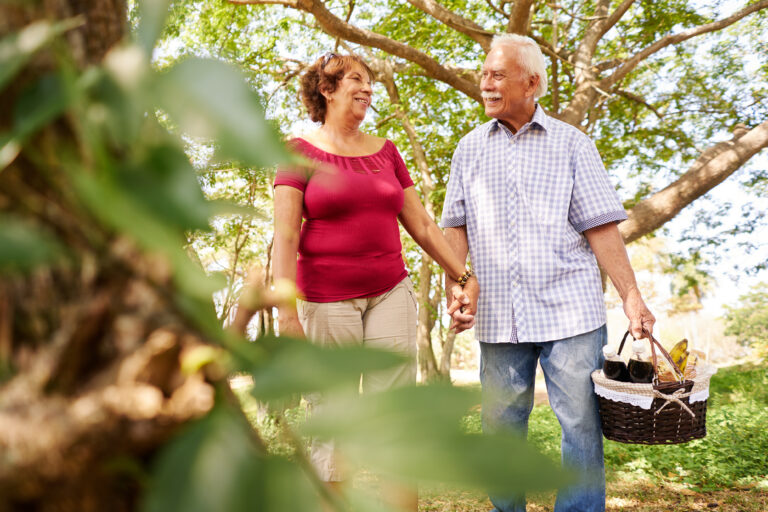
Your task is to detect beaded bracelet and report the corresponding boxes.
[457,269,474,287]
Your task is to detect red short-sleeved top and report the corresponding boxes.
[274,137,414,302]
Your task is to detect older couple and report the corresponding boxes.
[273,35,655,512]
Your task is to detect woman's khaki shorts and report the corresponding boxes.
[297,276,418,481]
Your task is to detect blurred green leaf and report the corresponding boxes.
[136,0,172,56]
[0,215,66,274]
[70,166,223,300]
[1,73,73,170]
[12,73,72,136]
[303,384,572,493]
[143,403,321,512]
[153,58,291,167]
[0,18,81,92]
[207,200,267,221]
[118,143,212,231]
[244,336,407,402]
[82,65,146,149]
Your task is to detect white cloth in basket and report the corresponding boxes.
[591,364,717,410]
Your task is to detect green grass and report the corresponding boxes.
[238,360,768,506]
[458,362,768,492]
[601,362,768,491]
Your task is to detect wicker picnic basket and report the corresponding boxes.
[591,330,716,445]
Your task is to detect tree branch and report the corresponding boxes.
[229,0,482,102]
[557,0,612,127]
[528,32,574,69]
[605,0,768,89]
[615,89,662,119]
[595,58,623,72]
[485,0,509,19]
[228,0,294,4]
[597,0,635,39]
[369,57,434,199]
[621,122,768,244]
[405,0,493,52]
[507,0,535,34]
[572,0,611,69]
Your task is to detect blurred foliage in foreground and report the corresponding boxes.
[0,1,568,510]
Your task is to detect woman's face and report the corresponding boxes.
[325,63,373,123]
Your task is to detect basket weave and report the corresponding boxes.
[592,331,714,445]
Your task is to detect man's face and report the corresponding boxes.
[480,47,538,120]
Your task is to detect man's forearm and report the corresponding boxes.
[583,222,638,299]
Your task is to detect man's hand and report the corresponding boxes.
[446,277,478,333]
[623,287,655,339]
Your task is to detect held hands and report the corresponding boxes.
[446,277,478,333]
[623,287,655,339]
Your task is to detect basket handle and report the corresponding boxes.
[616,329,684,383]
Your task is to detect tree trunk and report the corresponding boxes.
[439,326,457,377]
[0,2,217,510]
[373,61,447,381]
[416,253,441,381]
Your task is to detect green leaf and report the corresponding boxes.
[136,0,173,55]
[118,143,212,231]
[303,384,572,493]
[1,73,74,171]
[12,73,72,136]
[142,403,321,512]
[70,166,222,301]
[0,215,66,274]
[0,19,81,92]
[244,336,407,402]
[207,200,267,221]
[82,65,146,149]
[153,58,291,168]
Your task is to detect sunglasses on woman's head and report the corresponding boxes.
[321,52,337,69]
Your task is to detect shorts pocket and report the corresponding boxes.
[297,299,319,321]
[403,277,418,312]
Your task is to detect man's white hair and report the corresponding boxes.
[490,34,548,99]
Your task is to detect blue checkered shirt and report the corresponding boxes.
[440,105,627,343]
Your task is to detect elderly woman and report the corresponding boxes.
[272,53,478,509]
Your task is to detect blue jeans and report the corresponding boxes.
[480,325,607,512]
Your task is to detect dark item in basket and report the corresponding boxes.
[594,330,708,445]
[603,359,630,382]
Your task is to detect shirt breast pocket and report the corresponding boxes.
[518,165,572,226]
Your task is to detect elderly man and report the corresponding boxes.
[442,34,655,512]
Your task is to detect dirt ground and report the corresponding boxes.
[419,479,768,511]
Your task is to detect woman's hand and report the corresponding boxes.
[447,277,478,332]
[278,307,306,338]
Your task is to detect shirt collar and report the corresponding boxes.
[487,103,550,137]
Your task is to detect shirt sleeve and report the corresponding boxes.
[274,139,311,192]
[440,139,467,228]
[389,141,415,189]
[568,137,628,233]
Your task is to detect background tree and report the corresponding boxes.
[0,1,568,510]
[723,282,768,360]
[161,0,768,380]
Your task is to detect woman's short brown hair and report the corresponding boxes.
[299,53,374,124]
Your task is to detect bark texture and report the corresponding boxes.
[0,2,217,509]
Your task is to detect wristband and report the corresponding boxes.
[457,269,474,287]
